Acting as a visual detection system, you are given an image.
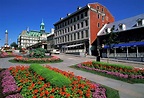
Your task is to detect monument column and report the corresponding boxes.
[5,30,8,47]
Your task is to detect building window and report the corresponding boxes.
[98,14,100,19]
[68,27,70,32]
[74,17,76,22]
[102,16,104,20]
[102,8,104,12]
[77,15,79,20]
[68,20,70,25]
[81,31,84,39]
[77,32,80,39]
[65,29,67,33]
[81,13,84,19]
[98,23,100,28]
[69,35,71,41]
[137,18,144,26]
[65,36,66,42]
[74,33,76,40]
[69,19,71,24]
[85,11,88,17]
[97,6,99,10]
[67,35,69,41]
[81,22,84,28]
[85,20,88,26]
[71,34,73,41]
[74,25,76,30]
[71,26,73,31]
[70,19,72,23]
[119,24,126,30]
[105,28,111,33]
[85,30,89,37]
[77,23,80,29]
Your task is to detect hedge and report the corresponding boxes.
[29,64,71,87]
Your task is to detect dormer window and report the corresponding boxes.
[119,23,126,31]
[105,28,111,33]
[137,18,144,26]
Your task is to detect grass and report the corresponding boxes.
[103,85,120,98]
[70,65,144,84]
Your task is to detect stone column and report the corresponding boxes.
[5,30,8,47]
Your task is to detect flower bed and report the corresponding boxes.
[0,51,18,58]
[76,61,144,80]
[0,69,23,98]
[11,55,62,63]
[8,65,107,98]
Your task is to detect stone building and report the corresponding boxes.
[18,20,49,49]
[54,3,114,55]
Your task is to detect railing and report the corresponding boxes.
[102,52,144,62]
[103,53,144,58]
[65,49,85,53]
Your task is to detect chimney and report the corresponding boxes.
[67,13,71,16]
[60,17,63,20]
[77,6,82,10]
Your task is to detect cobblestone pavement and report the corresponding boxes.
[0,54,144,98]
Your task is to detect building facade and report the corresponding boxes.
[18,21,49,49]
[54,3,114,55]
[47,29,55,51]
[97,14,144,61]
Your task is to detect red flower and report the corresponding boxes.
[49,96,54,98]
[86,93,90,97]
[66,93,70,97]
[40,91,45,97]
[33,95,37,98]
[33,89,38,94]
[45,90,49,95]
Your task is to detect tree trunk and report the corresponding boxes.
[107,49,110,63]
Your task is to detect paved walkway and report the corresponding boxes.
[0,55,144,98]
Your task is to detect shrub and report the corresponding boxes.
[29,64,71,87]
[29,48,45,58]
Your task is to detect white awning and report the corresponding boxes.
[67,43,83,48]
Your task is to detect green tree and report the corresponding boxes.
[30,48,46,58]
[10,42,18,48]
[103,25,118,62]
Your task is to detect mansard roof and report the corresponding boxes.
[20,30,49,37]
[98,14,144,36]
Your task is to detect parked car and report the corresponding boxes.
[51,49,60,54]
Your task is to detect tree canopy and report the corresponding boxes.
[10,42,18,48]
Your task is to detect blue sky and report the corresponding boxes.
[0,0,144,47]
